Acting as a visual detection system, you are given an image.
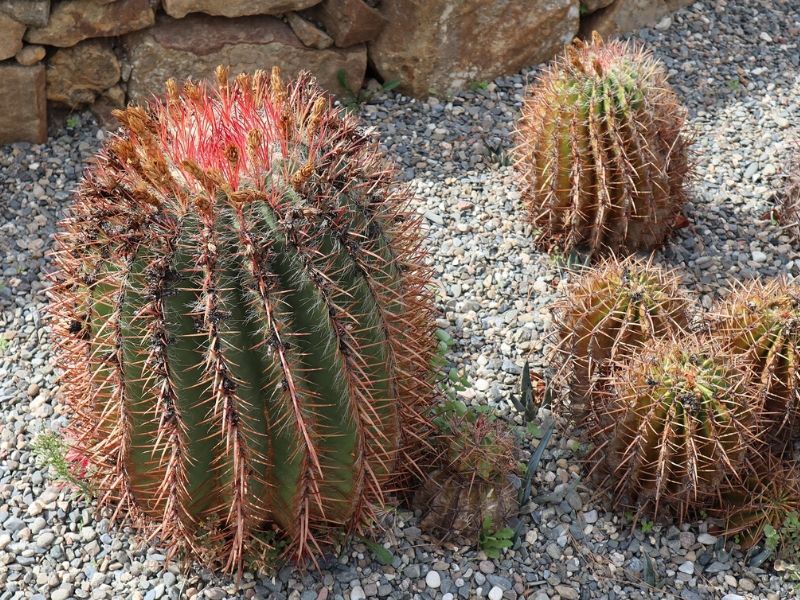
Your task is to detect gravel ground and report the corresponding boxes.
[1,1,799,598]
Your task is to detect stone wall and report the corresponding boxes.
[0,0,693,145]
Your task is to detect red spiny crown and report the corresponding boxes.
[48,66,437,574]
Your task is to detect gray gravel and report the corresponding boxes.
[1,0,799,598]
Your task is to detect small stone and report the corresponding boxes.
[488,587,503,600]
[479,560,495,574]
[350,586,366,600]
[583,509,598,524]
[4,516,25,532]
[15,45,46,66]
[722,595,745,600]
[425,570,441,589]
[424,210,444,225]
[697,533,717,545]
[738,578,755,592]
[51,586,74,600]
[752,250,768,263]
[554,585,579,600]
[678,561,695,575]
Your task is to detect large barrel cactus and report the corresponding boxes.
[515,33,691,259]
[49,67,437,572]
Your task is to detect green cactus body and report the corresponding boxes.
[49,68,436,572]
[593,336,754,517]
[713,278,800,450]
[556,256,690,413]
[515,33,690,259]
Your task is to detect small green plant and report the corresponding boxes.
[469,80,490,91]
[359,536,395,566]
[32,432,91,497]
[0,338,8,353]
[432,329,471,403]
[640,519,654,534]
[727,78,741,91]
[480,516,515,559]
[337,69,401,110]
[66,115,80,129]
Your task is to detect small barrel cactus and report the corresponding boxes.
[413,404,518,546]
[588,335,755,517]
[778,144,800,239]
[515,32,691,259]
[48,67,437,572]
[717,457,800,550]
[711,278,800,450]
[555,256,690,413]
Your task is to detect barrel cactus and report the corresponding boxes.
[712,278,800,450]
[588,335,755,518]
[414,404,518,546]
[515,33,691,259]
[555,256,690,414]
[48,67,437,572]
[717,457,800,550]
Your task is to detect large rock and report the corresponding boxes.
[581,0,615,12]
[124,14,366,104]
[0,13,25,61]
[162,0,320,18]
[47,40,121,108]
[0,64,46,144]
[286,12,333,49]
[369,0,579,98]
[0,0,50,27]
[25,0,154,47]
[310,0,388,47]
[580,0,694,37]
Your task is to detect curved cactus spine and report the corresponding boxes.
[587,335,755,518]
[514,32,691,259]
[48,67,437,572]
[555,255,690,414]
[711,278,800,451]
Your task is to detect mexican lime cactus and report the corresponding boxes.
[717,456,800,550]
[589,335,755,518]
[414,405,518,545]
[515,33,691,259]
[711,278,800,451]
[48,67,438,573]
[555,256,690,413]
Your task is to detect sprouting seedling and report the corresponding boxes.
[337,69,401,111]
[513,362,556,516]
[510,361,548,422]
[480,516,515,559]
